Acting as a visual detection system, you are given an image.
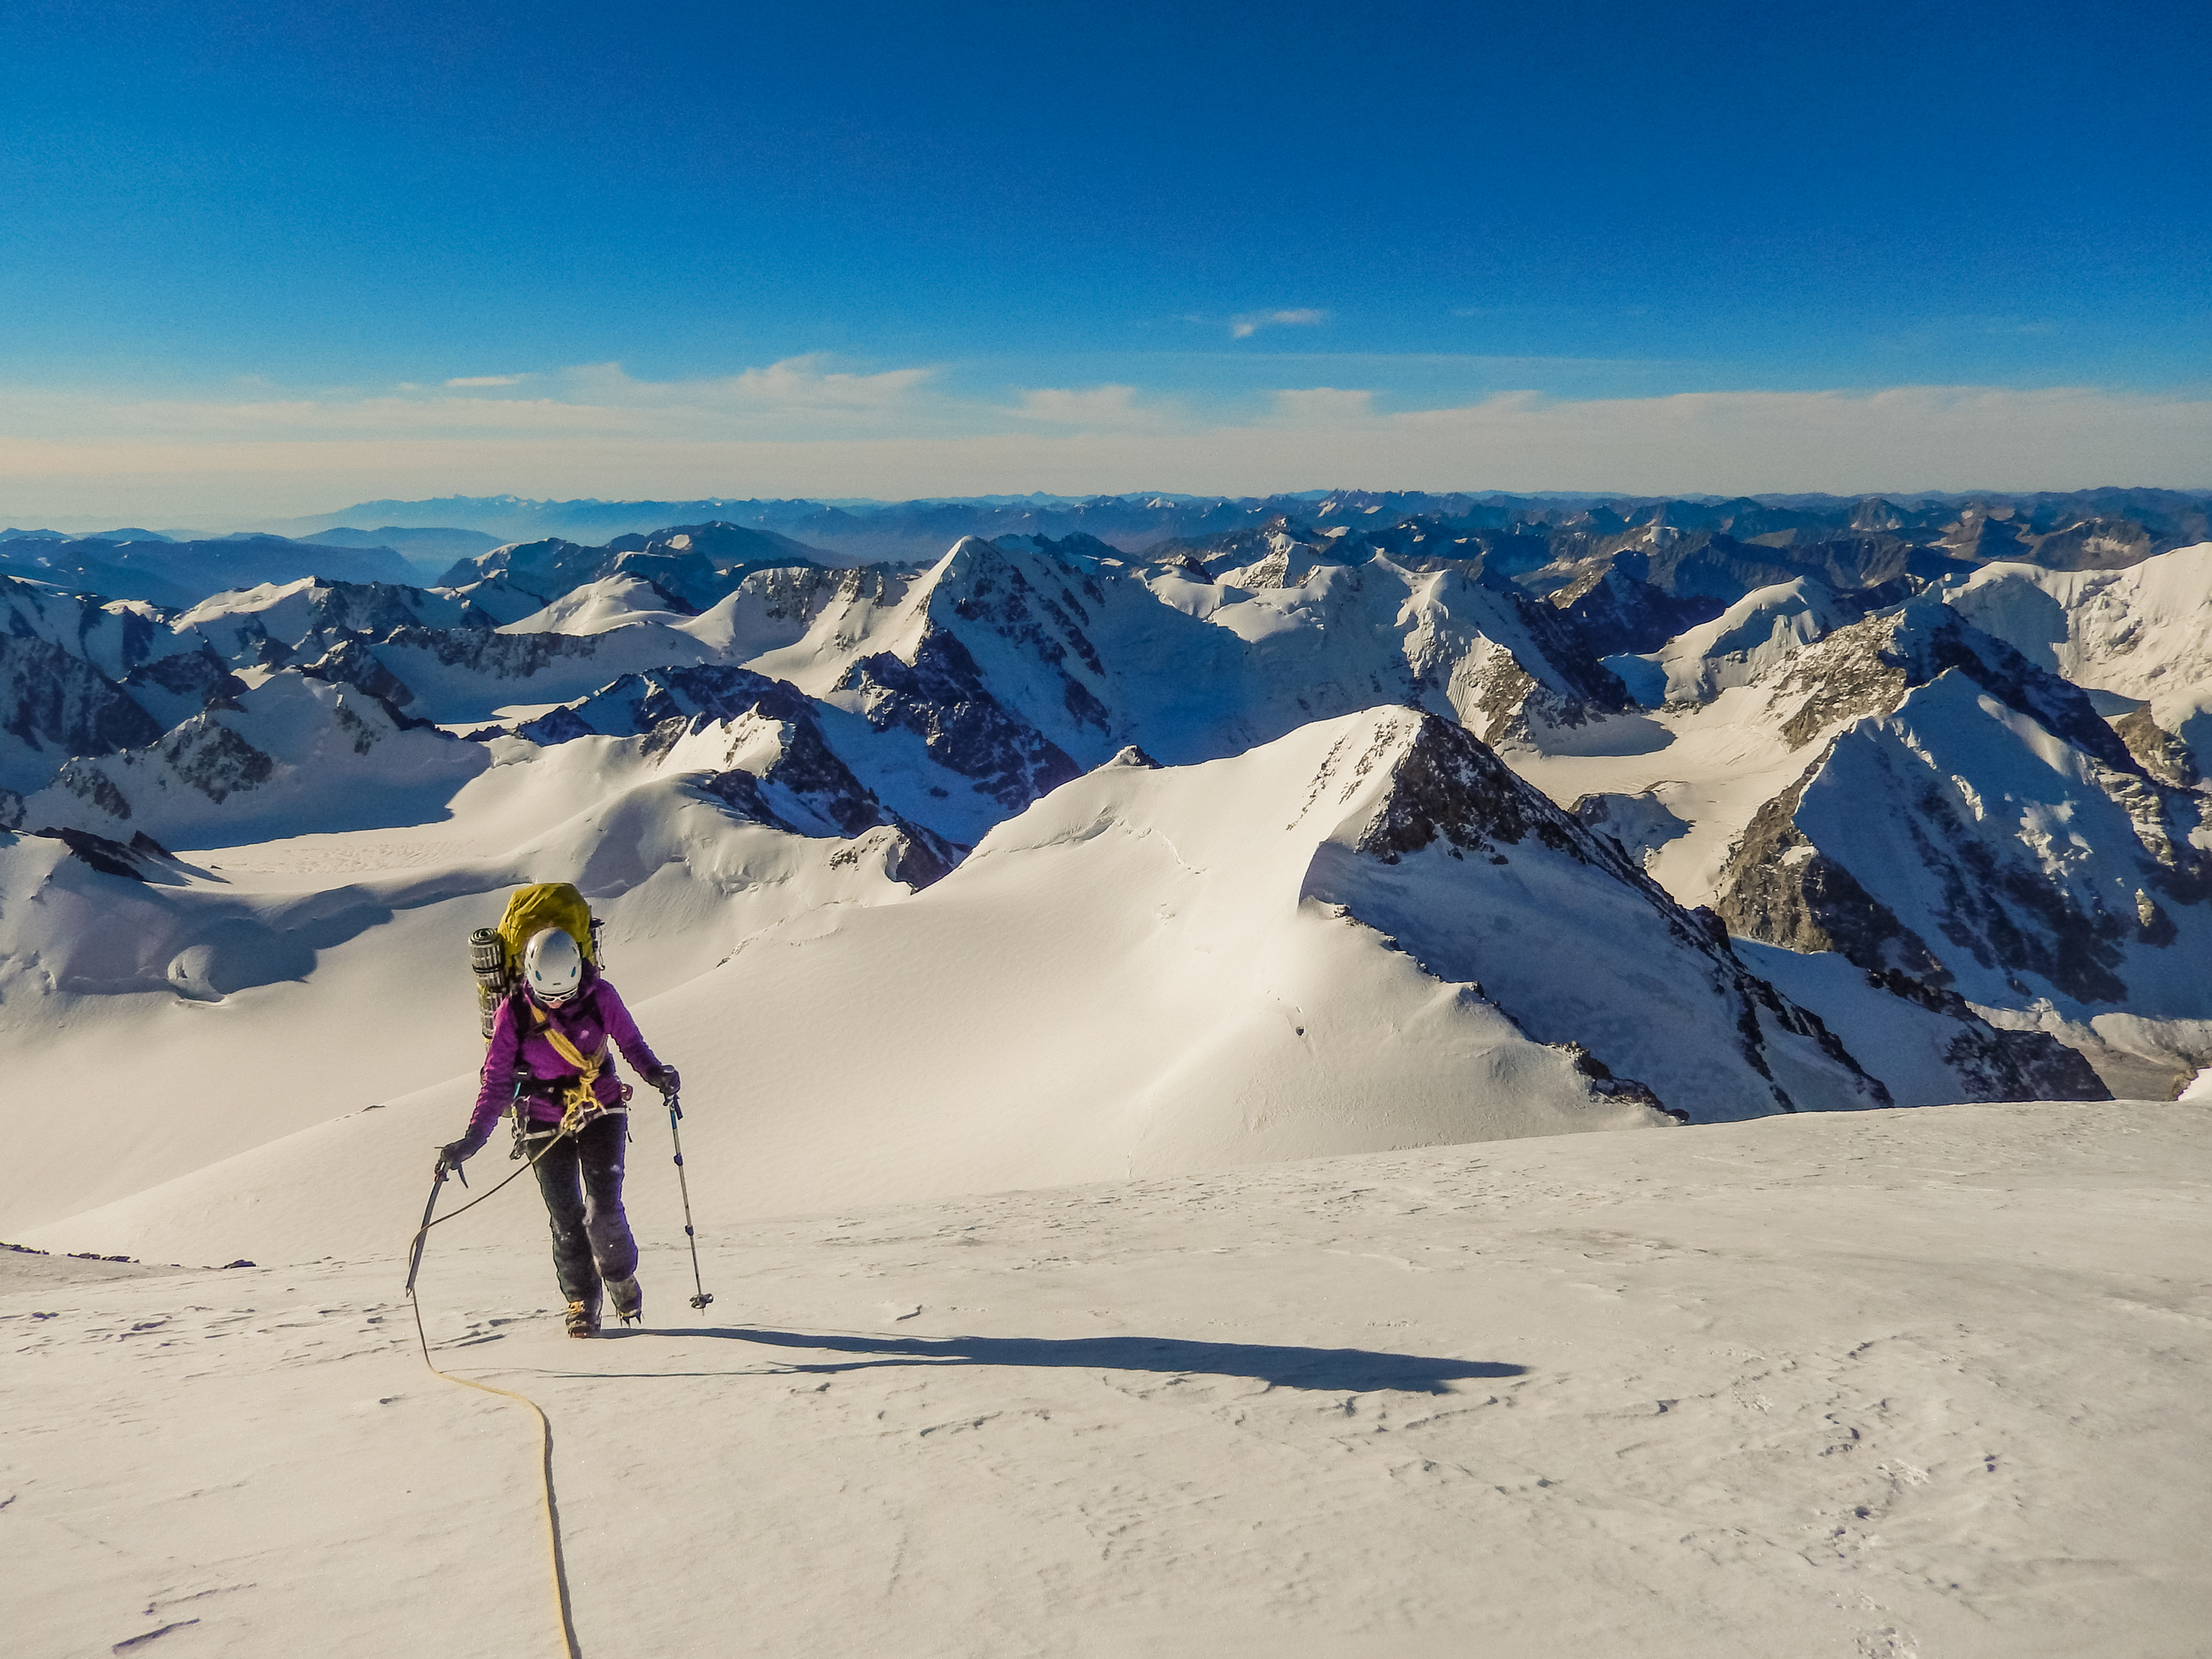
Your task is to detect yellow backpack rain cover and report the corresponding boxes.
[496,882,597,979]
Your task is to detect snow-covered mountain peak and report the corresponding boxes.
[1608,576,1872,707]
[1944,542,2212,787]
[497,573,690,636]
[172,575,491,661]
[1721,659,2209,1020]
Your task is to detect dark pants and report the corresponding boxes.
[530,1112,637,1306]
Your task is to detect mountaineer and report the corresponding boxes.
[437,885,679,1338]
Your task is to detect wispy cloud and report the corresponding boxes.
[560,356,934,415]
[1003,385,1166,429]
[4,378,2208,520]
[1229,308,1327,340]
[0,356,951,456]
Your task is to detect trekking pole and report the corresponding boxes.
[664,1089,713,1312]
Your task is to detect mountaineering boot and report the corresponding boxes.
[607,1274,643,1325]
[565,1296,602,1339]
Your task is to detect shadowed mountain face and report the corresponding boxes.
[0,534,419,607]
[434,519,829,609]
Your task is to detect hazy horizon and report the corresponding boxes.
[4,1,2206,523]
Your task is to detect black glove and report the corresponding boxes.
[437,1129,488,1172]
[648,1064,681,1098]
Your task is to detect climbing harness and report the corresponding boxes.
[404,1146,581,1659]
[529,1003,630,1133]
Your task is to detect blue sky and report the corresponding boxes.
[3,0,2208,519]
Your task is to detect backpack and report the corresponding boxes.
[468,882,603,1039]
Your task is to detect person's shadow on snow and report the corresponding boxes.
[605,1326,1525,1393]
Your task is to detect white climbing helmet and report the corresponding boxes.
[523,926,584,1006]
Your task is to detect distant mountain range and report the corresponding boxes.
[243,487,2212,569]
[0,529,424,608]
[12,487,2202,605]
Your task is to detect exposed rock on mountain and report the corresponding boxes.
[513,664,908,841]
[1761,595,2139,758]
[172,578,494,668]
[1943,542,2212,784]
[436,519,826,613]
[689,564,920,663]
[12,496,2206,1141]
[1309,711,1892,1120]
[1718,669,2211,1014]
[25,672,489,844]
[1550,567,1728,658]
[1571,788,1692,868]
[0,634,165,792]
[22,826,187,885]
[896,535,1631,762]
[836,630,1083,813]
[1601,578,1905,709]
[119,647,250,728]
[359,622,719,723]
[1,573,173,680]
[296,637,423,714]
[1531,527,1919,610]
[1928,494,2209,570]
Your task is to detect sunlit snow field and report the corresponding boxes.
[11,1103,2209,1658]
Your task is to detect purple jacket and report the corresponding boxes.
[469,965,664,1136]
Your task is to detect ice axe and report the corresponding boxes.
[404,1163,446,1299]
[664,1088,713,1313]
[403,1155,472,1298]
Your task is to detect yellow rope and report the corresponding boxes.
[406,1288,582,1659]
[407,1141,584,1659]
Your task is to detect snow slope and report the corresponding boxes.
[1519,587,2212,1082]
[1603,576,1873,707]
[496,574,691,635]
[11,1102,2209,1659]
[0,729,941,1235]
[24,713,1672,1263]
[29,709,2047,1273]
[10,699,2073,1258]
[1946,544,2212,783]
